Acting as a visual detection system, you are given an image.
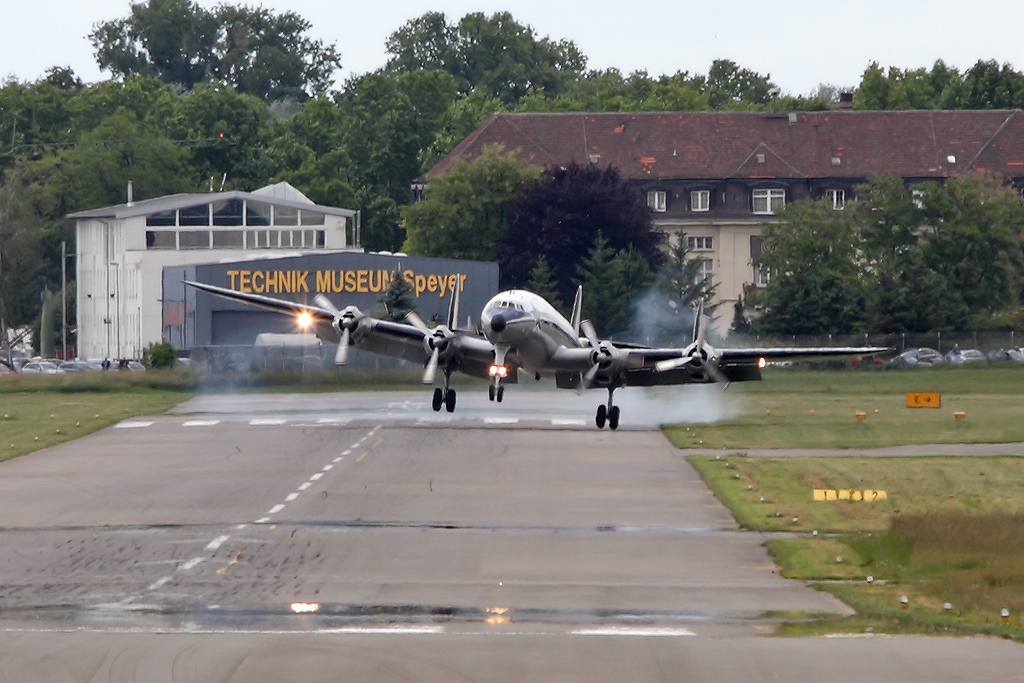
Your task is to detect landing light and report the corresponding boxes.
[489,365,508,378]
[291,602,319,613]
[297,311,313,329]
[757,357,767,369]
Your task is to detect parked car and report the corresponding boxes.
[945,348,987,365]
[20,360,64,374]
[889,347,943,367]
[58,360,101,372]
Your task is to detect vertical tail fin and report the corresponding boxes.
[447,276,461,330]
[571,285,583,337]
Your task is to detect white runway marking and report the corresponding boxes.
[551,418,587,426]
[316,418,350,425]
[285,492,299,502]
[115,421,154,429]
[182,420,220,427]
[179,557,203,572]
[204,535,230,552]
[267,504,285,515]
[570,627,696,637]
[250,418,286,426]
[484,417,519,425]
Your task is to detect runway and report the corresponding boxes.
[0,389,1020,681]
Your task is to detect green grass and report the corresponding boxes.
[688,452,1024,640]
[665,365,1024,449]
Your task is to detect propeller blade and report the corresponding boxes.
[406,311,430,333]
[334,327,350,365]
[315,294,339,315]
[581,319,600,351]
[423,346,440,384]
[655,356,689,373]
[581,362,600,390]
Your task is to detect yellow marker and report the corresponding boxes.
[906,392,941,408]
[356,451,369,462]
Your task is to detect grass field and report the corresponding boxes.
[682,365,1024,640]
[665,365,1024,449]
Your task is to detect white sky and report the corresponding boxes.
[3,1,1024,96]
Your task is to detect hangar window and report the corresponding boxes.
[246,201,272,226]
[179,230,211,249]
[145,230,176,249]
[300,210,326,226]
[146,210,176,226]
[213,199,244,226]
[179,203,210,226]
[275,206,298,226]
[212,230,244,248]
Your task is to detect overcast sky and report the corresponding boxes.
[4,1,1024,96]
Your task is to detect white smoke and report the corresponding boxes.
[615,383,745,426]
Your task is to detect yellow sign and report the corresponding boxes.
[813,489,888,502]
[224,269,468,299]
[906,392,941,408]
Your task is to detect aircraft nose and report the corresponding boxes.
[490,313,506,333]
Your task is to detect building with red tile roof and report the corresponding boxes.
[423,110,1024,332]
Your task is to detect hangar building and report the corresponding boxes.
[69,182,359,360]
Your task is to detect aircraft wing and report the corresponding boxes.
[616,343,887,387]
[183,279,499,377]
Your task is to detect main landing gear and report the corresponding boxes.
[431,368,456,412]
[488,382,505,402]
[595,387,620,430]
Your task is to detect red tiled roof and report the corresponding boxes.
[426,110,1024,181]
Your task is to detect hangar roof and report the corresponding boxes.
[68,182,357,221]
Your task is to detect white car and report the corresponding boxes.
[20,361,64,374]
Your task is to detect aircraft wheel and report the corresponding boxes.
[432,387,443,411]
[596,404,607,429]
[488,384,495,401]
[445,389,457,413]
[496,385,504,402]
[608,405,620,430]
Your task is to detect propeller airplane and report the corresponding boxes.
[184,279,887,430]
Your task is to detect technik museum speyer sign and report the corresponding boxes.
[165,252,499,349]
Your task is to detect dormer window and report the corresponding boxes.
[647,190,667,212]
[752,188,785,215]
[825,188,846,210]
[690,189,710,212]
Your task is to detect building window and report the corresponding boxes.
[825,189,845,210]
[212,199,244,226]
[695,259,713,285]
[146,210,176,227]
[145,231,176,249]
[275,206,299,226]
[752,188,785,214]
[179,204,210,226]
[755,265,771,287]
[690,189,710,212]
[687,236,713,251]
[647,190,667,212]
[212,230,244,248]
[179,230,211,249]
[300,210,326,226]
[246,201,272,226]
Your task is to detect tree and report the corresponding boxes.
[947,60,1024,110]
[402,145,540,260]
[751,199,866,335]
[525,254,562,312]
[500,161,666,306]
[379,269,417,322]
[632,234,718,344]
[703,59,776,109]
[385,11,586,104]
[90,0,340,100]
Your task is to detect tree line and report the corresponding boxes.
[4,1,1024,348]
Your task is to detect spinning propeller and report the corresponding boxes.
[315,294,360,366]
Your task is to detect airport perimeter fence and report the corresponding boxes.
[733,331,1024,357]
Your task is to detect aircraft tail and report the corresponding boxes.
[570,285,583,337]
[447,276,461,330]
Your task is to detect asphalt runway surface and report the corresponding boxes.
[0,388,1021,682]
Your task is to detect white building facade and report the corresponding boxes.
[69,182,358,361]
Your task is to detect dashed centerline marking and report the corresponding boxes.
[570,627,696,637]
[250,418,286,426]
[204,535,230,552]
[182,420,220,428]
[115,421,154,429]
[484,417,519,425]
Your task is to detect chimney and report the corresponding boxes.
[126,180,134,206]
[838,92,854,110]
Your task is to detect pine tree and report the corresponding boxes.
[378,269,417,322]
[526,254,563,313]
